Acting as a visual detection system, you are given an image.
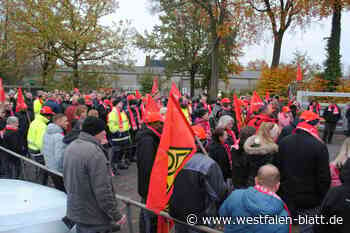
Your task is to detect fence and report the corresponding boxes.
[0,146,223,233]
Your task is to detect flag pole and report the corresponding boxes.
[195,135,208,156]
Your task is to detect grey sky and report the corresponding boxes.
[108,0,350,74]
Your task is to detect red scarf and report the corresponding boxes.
[127,103,137,130]
[116,107,124,131]
[5,125,18,131]
[328,104,339,114]
[141,103,146,122]
[223,143,232,168]
[254,185,292,233]
[146,125,161,137]
[295,121,323,142]
[134,106,142,128]
[226,129,239,149]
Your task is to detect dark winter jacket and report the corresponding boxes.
[243,135,279,187]
[2,127,24,155]
[169,153,227,223]
[314,159,350,233]
[136,127,160,199]
[15,111,31,152]
[208,141,232,180]
[44,99,62,114]
[277,118,299,144]
[220,187,289,233]
[231,147,249,189]
[63,132,122,225]
[277,129,331,216]
[323,104,341,124]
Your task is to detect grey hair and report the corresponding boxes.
[7,116,18,125]
[217,115,234,129]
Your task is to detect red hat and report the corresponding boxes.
[300,111,323,122]
[103,99,111,105]
[282,106,291,113]
[145,112,162,123]
[40,106,55,115]
[127,95,136,101]
[221,98,231,104]
[192,125,206,140]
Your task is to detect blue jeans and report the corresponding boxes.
[139,198,157,233]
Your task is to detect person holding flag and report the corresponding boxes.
[136,110,163,233]
[169,124,227,233]
[108,97,131,171]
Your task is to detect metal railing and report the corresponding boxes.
[0,146,223,233]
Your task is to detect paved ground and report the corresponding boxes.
[112,134,347,233]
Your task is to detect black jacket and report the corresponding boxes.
[243,135,279,187]
[208,141,232,180]
[323,105,341,124]
[169,153,227,224]
[231,147,249,189]
[314,159,350,233]
[277,129,331,215]
[136,127,160,199]
[2,128,24,155]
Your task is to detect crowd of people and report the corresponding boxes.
[0,87,349,233]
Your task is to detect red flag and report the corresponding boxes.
[233,94,242,132]
[135,90,142,99]
[145,94,161,113]
[265,91,270,103]
[16,88,27,112]
[146,91,197,213]
[0,78,6,103]
[151,77,159,95]
[249,91,264,114]
[296,64,303,82]
[170,82,181,101]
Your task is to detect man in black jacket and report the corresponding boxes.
[277,111,331,233]
[323,103,341,144]
[1,116,23,179]
[314,159,350,233]
[136,112,163,233]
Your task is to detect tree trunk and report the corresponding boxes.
[271,31,284,68]
[324,0,342,91]
[72,61,79,88]
[209,36,219,102]
[190,63,198,97]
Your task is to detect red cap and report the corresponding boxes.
[103,99,111,105]
[300,111,323,122]
[192,125,206,140]
[127,95,136,101]
[221,98,231,104]
[145,112,162,123]
[282,106,291,113]
[40,106,55,115]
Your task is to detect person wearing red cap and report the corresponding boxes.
[216,97,234,120]
[27,106,55,185]
[322,102,341,144]
[277,111,331,232]
[135,111,163,233]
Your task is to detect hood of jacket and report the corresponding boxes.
[45,123,63,135]
[242,187,285,216]
[244,135,278,155]
[35,114,49,124]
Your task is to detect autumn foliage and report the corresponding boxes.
[257,65,297,97]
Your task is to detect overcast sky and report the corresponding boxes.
[105,0,350,74]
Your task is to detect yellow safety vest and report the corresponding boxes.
[107,108,130,133]
[33,98,43,116]
[27,114,49,151]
